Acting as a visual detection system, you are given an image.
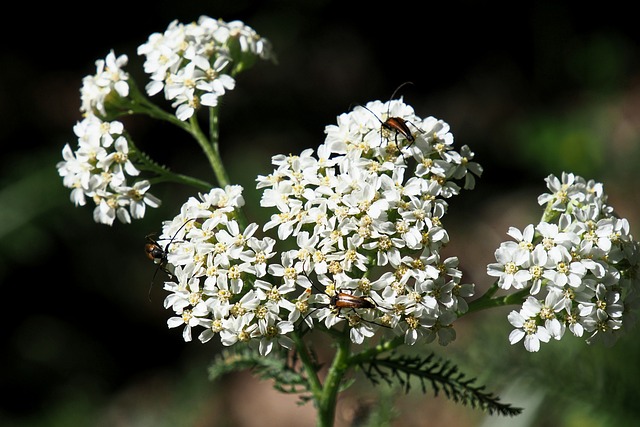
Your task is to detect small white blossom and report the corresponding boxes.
[508,297,551,352]
[80,50,130,116]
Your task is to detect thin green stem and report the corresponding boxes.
[465,283,532,315]
[146,173,211,192]
[138,100,192,133]
[206,106,250,228]
[188,113,231,188]
[290,331,324,402]
[126,130,212,192]
[317,329,351,427]
[119,80,191,132]
[125,81,232,190]
[347,336,404,365]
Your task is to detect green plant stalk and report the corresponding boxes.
[316,329,351,427]
[464,283,532,315]
[122,83,232,191]
[140,101,251,228]
[189,113,231,188]
[291,328,354,427]
[348,336,404,365]
[207,106,250,228]
[126,133,213,192]
[290,331,324,404]
[120,81,192,133]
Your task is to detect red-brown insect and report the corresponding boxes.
[300,267,389,329]
[145,218,195,297]
[381,115,416,146]
[330,292,376,311]
[145,235,168,269]
[328,289,391,329]
[359,81,425,155]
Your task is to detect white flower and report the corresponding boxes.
[152,94,482,347]
[97,136,139,184]
[167,309,200,342]
[80,50,130,116]
[93,194,129,225]
[220,313,257,347]
[122,180,161,220]
[487,242,531,290]
[537,172,585,212]
[252,317,295,356]
[543,259,587,290]
[240,236,277,277]
[508,297,551,352]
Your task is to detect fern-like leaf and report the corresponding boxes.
[208,346,314,404]
[133,147,172,175]
[358,353,522,417]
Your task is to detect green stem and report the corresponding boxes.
[124,81,231,189]
[291,331,324,403]
[188,114,231,188]
[293,330,403,427]
[317,329,351,427]
[120,80,191,133]
[465,283,532,315]
[206,107,250,228]
[125,131,213,192]
[146,172,212,192]
[348,336,404,365]
[292,328,354,427]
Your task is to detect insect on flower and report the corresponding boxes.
[330,291,376,310]
[358,81,425,156]
[145,235,167,267]
[301,267,390,330]
[145,218,195,297]
[328,287,392,330]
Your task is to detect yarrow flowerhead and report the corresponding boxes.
[488,172,640,351]
[158,97,482,353]
[59,17,275,225]
[56,110,160,225]
[137,16,275,120]
[57,47,160,225]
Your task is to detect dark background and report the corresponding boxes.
[2,1,640,426]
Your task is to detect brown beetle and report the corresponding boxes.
[145,218,195,297]
[381,115,416,145]
[358,82,425,154]
[301,267,388,329]
[145,235,167,265]
[330,292,376,310]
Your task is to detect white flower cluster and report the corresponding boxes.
[157,98,481,353]
[79,50,130,117]
[137,16,274,120]
[488,172,640,352]
[57,53,160,225]
[59,17,274,224]
[158,185,297,356]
